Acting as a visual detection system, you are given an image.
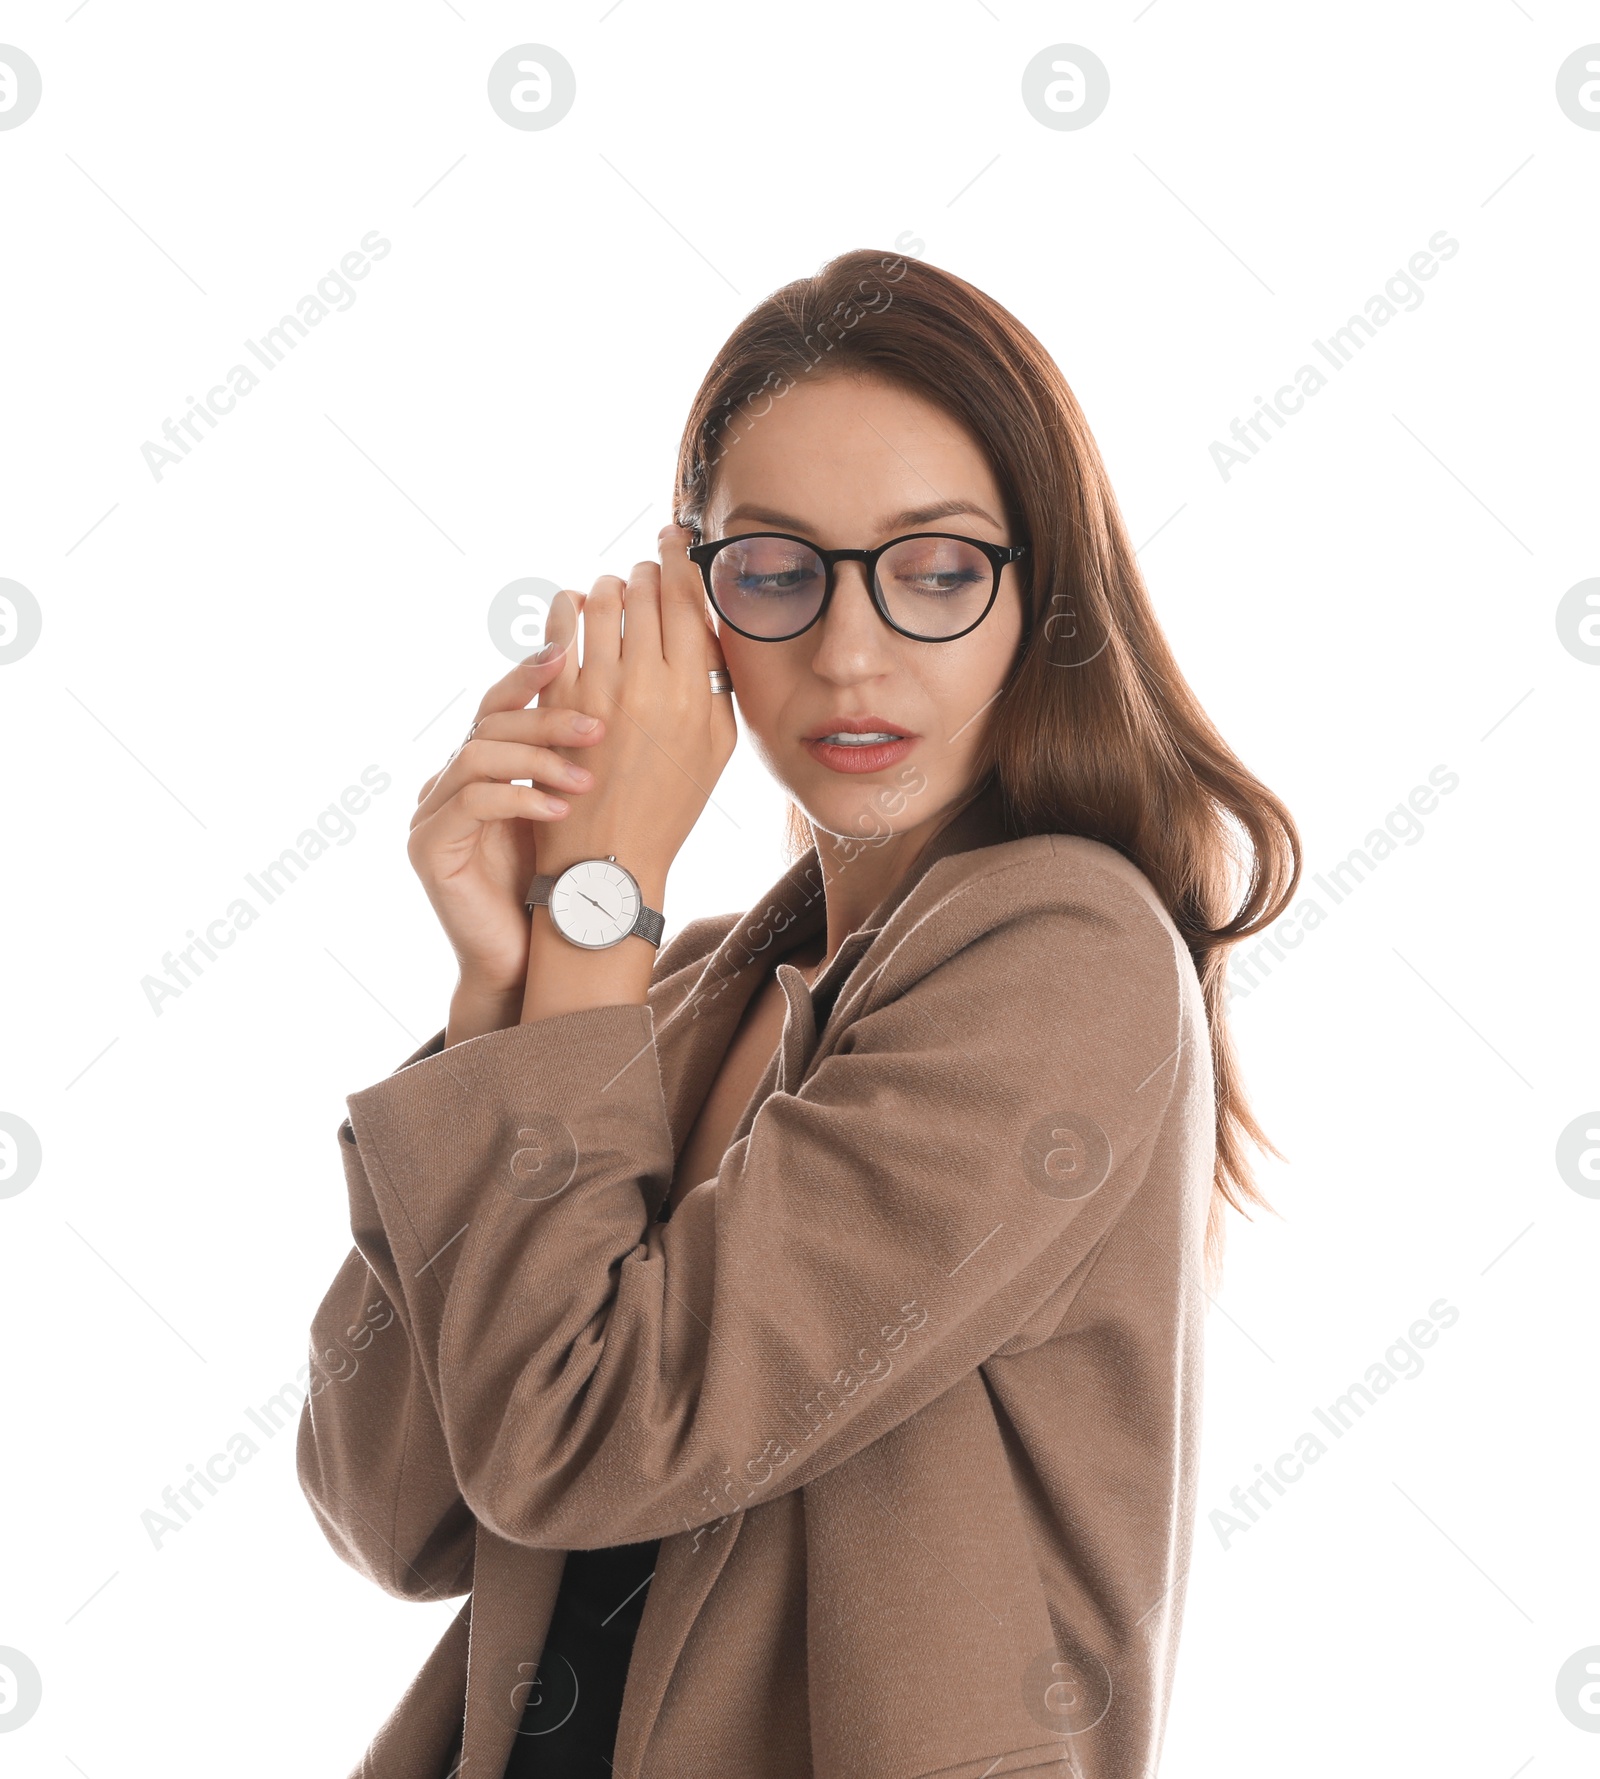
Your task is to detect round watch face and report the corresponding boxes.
[548,859,641,950]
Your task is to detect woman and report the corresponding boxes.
[297,247,1300,1779]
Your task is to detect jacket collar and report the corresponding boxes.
[654,784,1015,1157]
[794,782,1014,1009]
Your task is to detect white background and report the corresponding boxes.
[1,4,1597,1775]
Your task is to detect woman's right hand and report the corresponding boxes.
[408,624,604,1005]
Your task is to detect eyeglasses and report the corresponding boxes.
[687,530,1028,643]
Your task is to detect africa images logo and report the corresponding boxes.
[1209,230,1460,481]
[139,230,391,481]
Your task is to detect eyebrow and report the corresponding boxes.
[718,496,1004,536]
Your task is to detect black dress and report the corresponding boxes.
[498,1536,662,1775]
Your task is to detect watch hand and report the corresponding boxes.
[578,891,608,914]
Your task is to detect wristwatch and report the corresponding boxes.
[525,856,666,951]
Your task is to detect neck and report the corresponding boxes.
[798,793,976,983]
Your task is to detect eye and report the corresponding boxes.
[736,566,816,594]
[717,537,825,599]
[896,566,984,595]
[879,538,989,597]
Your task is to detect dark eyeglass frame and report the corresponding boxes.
[686,529,1030,644]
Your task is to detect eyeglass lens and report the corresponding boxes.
[707,534,995,640]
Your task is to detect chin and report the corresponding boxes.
[791,774,942,849]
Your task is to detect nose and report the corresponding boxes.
[809,558,896,668]
[831,556,874,599]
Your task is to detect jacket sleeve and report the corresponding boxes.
[295,916,738,1595]
[337,851,1185,1552]
[295,1028,478,1602]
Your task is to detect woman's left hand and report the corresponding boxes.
[532,523,737,884]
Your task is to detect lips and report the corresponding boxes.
[802,728,919,775]
[802,715,914,742]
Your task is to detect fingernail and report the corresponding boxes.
[532,641,562,663]
[573,713,600,731]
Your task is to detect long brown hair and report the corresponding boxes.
[671,248,1301,1290]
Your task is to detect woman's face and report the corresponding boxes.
[698,371,1026,847]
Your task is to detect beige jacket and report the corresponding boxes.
[296,791,1214,1779]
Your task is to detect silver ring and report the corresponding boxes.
[709,668,732,694]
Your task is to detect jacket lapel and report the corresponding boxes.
[649,853,827,1163]
[617,787,1018,1766]
[612,1507,748,1776]
[459,1530,568,1776]
[657,781,1013,1142]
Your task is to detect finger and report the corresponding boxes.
[541,594,583,683]
[705,613,737,748]
[414,781,572,857]
[537,590,587,715]
[471,641,569,728]
[472,704,606,750]
[582,572,626,675]
[657,522,712,669]
[620,553,665,672]
[415,738,594,825]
